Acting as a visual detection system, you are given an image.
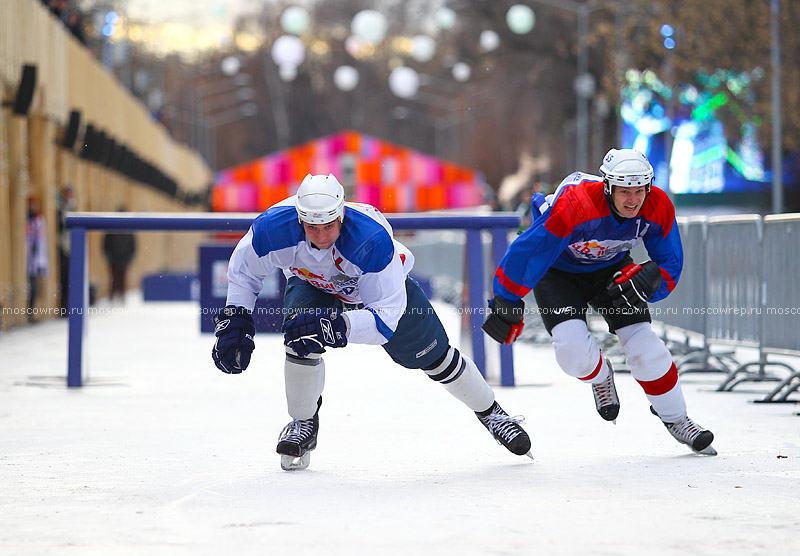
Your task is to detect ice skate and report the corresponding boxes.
[650,406,716,455]
[591,359,620,423]
[276,397,321,471]
[476,401,533,459]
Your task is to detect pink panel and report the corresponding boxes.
[277,157,290,182]
[239,184,258,211]
[331,133,346,156]
[355,184,380,206]
[410,154,427,184]
[223,186,238,211]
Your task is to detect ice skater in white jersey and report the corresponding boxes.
[212,173,532,470]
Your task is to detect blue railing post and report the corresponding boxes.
[466,229,486,375]
[491,228,515,386]
[67,227,87,387]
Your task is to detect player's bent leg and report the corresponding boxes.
[616,322,716,454]
[551,319,604,381]
[422,346,493,411]
[615,322,685,421]
[552,319,619,421]
[422,346,532,457]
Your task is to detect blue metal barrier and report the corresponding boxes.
[65,211,520,388]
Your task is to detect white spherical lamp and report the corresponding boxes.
[334,65,359,91]
[388,66,420,99]
[506,5,535,35]
[351,10,388,45]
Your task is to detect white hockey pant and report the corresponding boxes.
[551,320,686,421]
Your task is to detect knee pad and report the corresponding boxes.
[551,320,601,379]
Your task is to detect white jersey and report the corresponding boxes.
[226,198,415,345]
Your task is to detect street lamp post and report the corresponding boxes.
[525,0,621,172]
[771,0,783,214]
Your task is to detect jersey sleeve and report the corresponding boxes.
[641,188,683,301]
[225,228,278,311]
[344,250,408,345]
[492,193,575,303]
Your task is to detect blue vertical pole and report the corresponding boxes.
[492,228,515,386]
[466,229,486,375]
[67,227,87,387]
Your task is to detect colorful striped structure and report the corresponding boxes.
[212,130,486,212]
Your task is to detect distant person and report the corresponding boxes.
[66,10,86,44]
[56,186,75,314]
[482,149,716,455]
[212,173,532,471]
[102,207,136,303]
[26,196,50,323]
[515,187,534,232]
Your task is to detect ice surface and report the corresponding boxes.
[1,295,798,555]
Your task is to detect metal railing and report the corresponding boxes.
[64,211,520,388]
[650,214,800,402]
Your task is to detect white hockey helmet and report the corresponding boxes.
[599,149,654,196]
[295,173,346,224]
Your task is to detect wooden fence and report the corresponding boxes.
[1,0,212,328]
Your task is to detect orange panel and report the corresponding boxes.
[344,131,360,153]
[233,165,254,182]
[211,187,226,211]
[416,186,429,212]
[380,185,398,213]
[357,160,381,183]
[292,155,312,182]
[443,164,458,183]
[258,185,290,211]
[429,184,446,209]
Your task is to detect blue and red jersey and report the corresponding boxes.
[493,172,683,303]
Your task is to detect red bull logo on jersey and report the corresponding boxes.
[290,266,326,281]
[569,238,643,261]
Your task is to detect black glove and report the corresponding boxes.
[282,309,348,358]
[482,295,525,344]
[606,261,662,310]
[212,305,255,374]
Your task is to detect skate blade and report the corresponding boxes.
[280,452,311,471]
[694,445,718,456]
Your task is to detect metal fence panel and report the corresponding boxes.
[761,215,800,353]
[655,217,707,334]
[704,215,762,346]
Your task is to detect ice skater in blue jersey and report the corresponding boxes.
[212,174,532,470]
[482,149,716,455]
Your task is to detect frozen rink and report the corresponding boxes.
[1,296,799,556]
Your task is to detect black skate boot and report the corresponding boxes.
[476,401,533,459]
[591,359,620,422]
[276,397,322,470]
[650,405,716,455]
